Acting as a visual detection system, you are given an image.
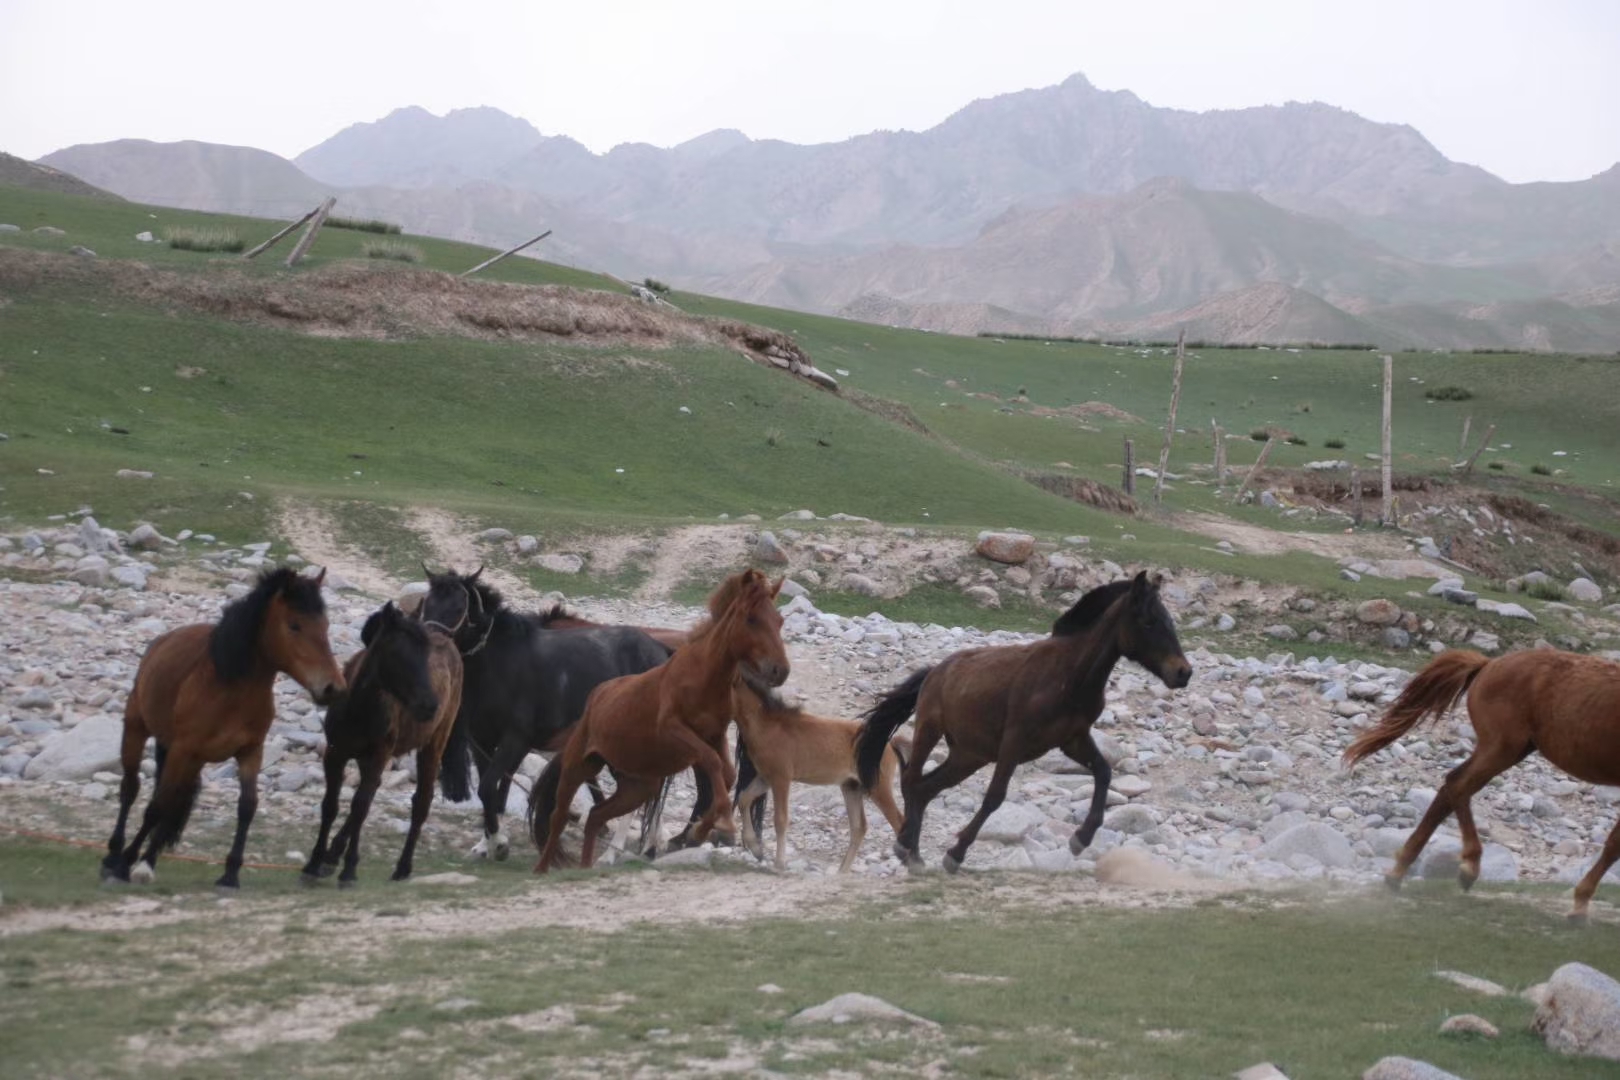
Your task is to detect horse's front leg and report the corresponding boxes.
[301,751,348,883]
[337,757,385,887]
[944,735,1022,873]
[393,745,439,882]
[1060,729,1112,856]
[475,735,526,861]
[665,726,733,843]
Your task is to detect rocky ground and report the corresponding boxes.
[3,512,1619,909]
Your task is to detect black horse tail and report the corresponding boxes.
[437,710,474,803]
[734,735,766,837]
[855,666,931,790]
[527,755,565,853]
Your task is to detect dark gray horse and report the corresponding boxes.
[421,568,674,860]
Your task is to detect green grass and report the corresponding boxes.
[164,226,244,253]
[359,239,423,263]
[1,834,1617,1079]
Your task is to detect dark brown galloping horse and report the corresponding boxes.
[856,572,1192,872]
[102,568,344,889]
[531,569,789,872]
[1345,647,1620,924]
[302,601,465,885]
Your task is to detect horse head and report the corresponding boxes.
[256,567,345,705]
[713,569,790,693]
[360,601,440,726]
[1117,571,1192,690]
[419,565,493,654]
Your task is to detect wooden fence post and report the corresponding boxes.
[1461,423,1497,476]
[1380,354,1394,526]
[1211,419,1227,484]
[1153,329,1187,504]
[462,229,553,277]
[1458,415,1472,459]
[1235,437,1276,503]
[1122,437,1135,496]
[1350,467,1363,524]
[284,196,336,268]
[243,203,321,260]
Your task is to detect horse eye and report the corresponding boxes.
[290,620,303,633]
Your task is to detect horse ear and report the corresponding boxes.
[467,565,484,585]
[313,567,327,588]
[770,576,785,598]
[421,560,433,580]
[1150,572,1165,590]
[1129,570,1150,602]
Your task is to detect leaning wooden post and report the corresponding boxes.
[1211,419,1227,484]
[1350,466,1363,524]
[1122,437,1135,495]
[1380,354,1394,526]
[243,204,319,260]
[1461,422,1497,476]
[1458,415,1472,460]
[1235,436,1276,503]
[1153,329,1187,504]
[284,196,336,268]
[462,228,553,277]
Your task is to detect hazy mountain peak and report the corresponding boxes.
[295,105,543,188]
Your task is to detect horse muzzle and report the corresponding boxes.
[309,676,345,707]
[1160,660,1193,690]
[742,660,790,693]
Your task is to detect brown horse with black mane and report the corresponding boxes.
[531,569,789,871]
[1345,647,1620,924]
[102,568,344,889]
[856,572,1191,872]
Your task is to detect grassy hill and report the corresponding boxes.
[3,184,1618,614]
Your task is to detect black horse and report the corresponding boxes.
[421,567,684,860]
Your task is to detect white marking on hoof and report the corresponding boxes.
[130,862,155,885]
[492,830,510,861]
[470,836,489,859]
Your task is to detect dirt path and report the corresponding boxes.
[275,500,401,596]
[1177,511,1411,561]
[631,524,748,603]
[404,506,536,603]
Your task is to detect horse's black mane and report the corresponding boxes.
[210,567,325,681]
[1050,579,1133,638]
[537,603,573,626]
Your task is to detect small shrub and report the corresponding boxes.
[1526,578,1566,601]
[1323,437,1346,449]
[765,427,783,448]
[642,277,670,294]
[1249,429,1270,442]
[1531,462,1552,476]
[1295,401,1312,413]
[165,227,243,253]
[1487,460,1507,471]
[1285,435,1308,446]
[326,216,402,235]
[1424,386,1474,401]
[361,240,423,263]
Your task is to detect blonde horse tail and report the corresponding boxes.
[1343,650,1489,767]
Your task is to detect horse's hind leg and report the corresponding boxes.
[393,746,441,882]
[536,752,600,873]
[1389,743,1519,890]
[215,745,263,891]
[896,747,979,868]
[1060,730,1112,856]
[476,735,526,861]
[580,775,660,869]
[839,782,867,874]
[1570,813,1620,925]
[944,742,1020,874]
[130,753,202,885]
[736,775,769,861]
[301,752,347,883]
[102,719,150,880]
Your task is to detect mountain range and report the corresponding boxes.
[33,74,1620,350]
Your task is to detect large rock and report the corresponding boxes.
[536,553,583,575]
[978,802,1047,843]
[840,573,883,598]
[23,717,125,780]
[1362,1058,1463,1080]
[754,531,789,565]
[1255,823,1354,869]
[1356,599,1402,626]
[127,524,166,550]
[1568,578,1604,603]
[963,585,1001,608]
[71,556,110,587]
[976,531,1035,565]
[1534,962,1620,1060]
[789,993,937,1028]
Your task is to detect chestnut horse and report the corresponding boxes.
[1344,647,1620,924]
[102,568,344,889]
[302,602,465,885]
[856,572,1191,872]
[734,688,907,873]
[531,569,789,872]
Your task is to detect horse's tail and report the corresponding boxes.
[1343,650,1489,767]
[527,754,565,853]
[855,666,932,790]
[437,709,474,803]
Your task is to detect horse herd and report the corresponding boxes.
[95,563,1620,923]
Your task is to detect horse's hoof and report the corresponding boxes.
[1383,873,1405,894]
[390,870,410,883]
[299,872,323,887]
[99,861,125,883]
[129,863,155,885]
[491,833,510,862]
[1567,910,1590,928]
[214,882,240,897]
[1458,874,1479,893]
[942,853,962,875]
[1069,832,1089,856]
[338,877,357,890]
[892,841,910,862]
[470,837,489,859]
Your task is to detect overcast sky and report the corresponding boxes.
[3,0,1617,183]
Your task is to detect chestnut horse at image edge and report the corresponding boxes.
[530,569,790,871]
[855,572,1192,872]
[1344,647,1620,924]
[102,568,345,889]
